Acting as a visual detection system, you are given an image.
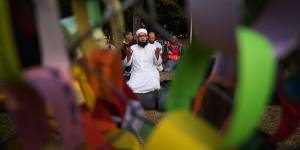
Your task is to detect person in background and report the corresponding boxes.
[164,35,183,72]
[156,34,169,65]
[122,31,136,59]
[122,31,137,80]
[156,33,165,46]
[123,28,162,110]
[148,32,163,71]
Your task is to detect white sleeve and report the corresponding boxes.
[157,42,162,49]
[158,43,164,55]
[154,56,162,65]
[153,45,162,65]
[123,56,132,66]
[157,64,163,71]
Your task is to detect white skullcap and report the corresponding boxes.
[93,28,105,40]
[136,28,148,36]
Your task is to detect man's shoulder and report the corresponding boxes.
[130,44,138,49]
[147,43,156,49]
[154,41,162,48]
[154,41,161,45]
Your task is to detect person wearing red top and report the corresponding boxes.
[164,35,183,72]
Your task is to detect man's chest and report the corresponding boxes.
[132,48,153,64]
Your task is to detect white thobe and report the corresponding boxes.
[151,41,163,71]
[123,44,162,93]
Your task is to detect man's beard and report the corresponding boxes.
[138,41,148,48]
[149,40,154,44]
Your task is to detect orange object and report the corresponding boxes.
[220,116,230,132]
[168,54,180,61]
[88,48,115,100]
[192,82,209,115]
[80,106,114,150]
[111,52,124,91]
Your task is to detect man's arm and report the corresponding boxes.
[153,47,162,65]
[123,47,133,66]
[157,42,163,55]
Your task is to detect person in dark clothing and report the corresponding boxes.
[122,31,137,81]
[121,31,137,60]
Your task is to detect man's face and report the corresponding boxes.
[138,33,148,42]
[148,33,156,43]
[171,36,177,44]
[125,32,133,41]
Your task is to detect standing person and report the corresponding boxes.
[122,31,137,81]
[148,32,163,71]
[123,29,162,110]
[122,31,136,59]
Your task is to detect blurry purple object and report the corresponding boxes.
[188,0,239,52]
[4,83,51,150]
[253,0,300,59]
[25,67,84,150]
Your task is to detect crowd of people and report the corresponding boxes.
[98,28,185,111]
[121,30,184,75]
[119,28,185,111]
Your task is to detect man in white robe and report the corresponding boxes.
[148,32,163,71]
[123,29,162,110]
